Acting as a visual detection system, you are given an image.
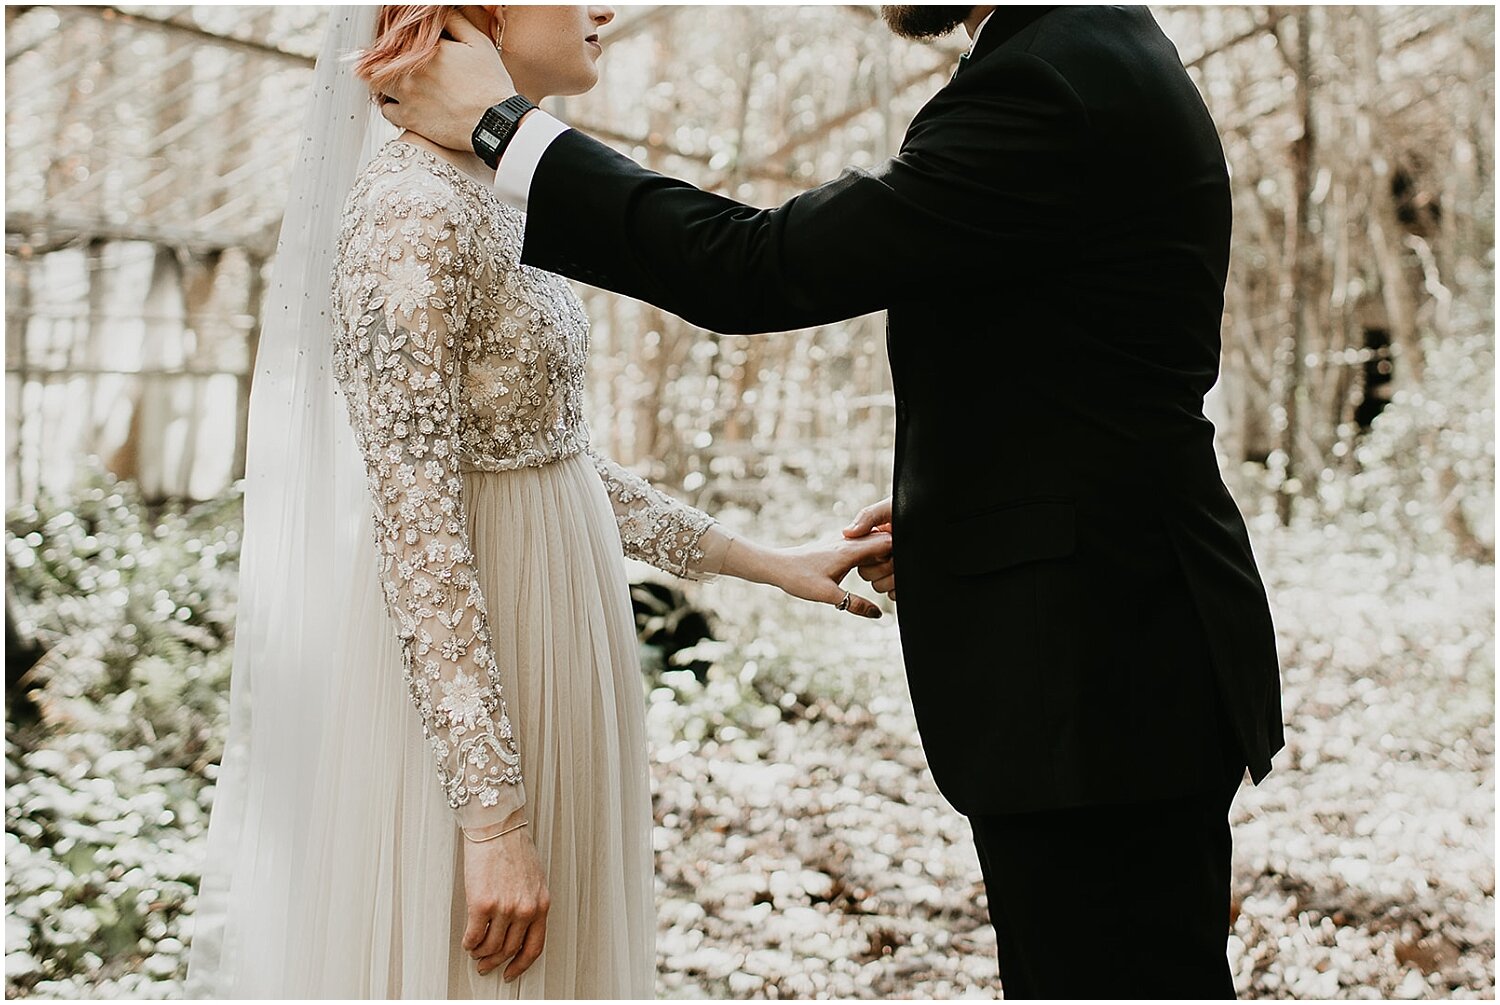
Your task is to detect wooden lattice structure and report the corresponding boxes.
[5,6,1491,528]
[2,4,966,504]
[6,5,325,502]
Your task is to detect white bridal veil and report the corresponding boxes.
[184,7,435,995]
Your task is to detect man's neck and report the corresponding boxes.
[964,6,998,40]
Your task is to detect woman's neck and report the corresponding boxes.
[394,130,497,186]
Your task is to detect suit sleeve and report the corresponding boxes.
[519,52,1090,335]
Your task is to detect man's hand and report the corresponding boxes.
[844,497,896,601]
[381,12,517,151]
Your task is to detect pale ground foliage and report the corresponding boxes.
[640,506,1495,1000]
[6,498,1491,999]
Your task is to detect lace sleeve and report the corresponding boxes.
[588,451,734,581]
[333,183,525,840]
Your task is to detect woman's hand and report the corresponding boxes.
[779,533,892,618]
[721,532,892,619]
[461,820,550,982]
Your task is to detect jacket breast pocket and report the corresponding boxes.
[939,497,1077,576]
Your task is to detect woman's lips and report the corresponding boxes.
[586,34,602,53]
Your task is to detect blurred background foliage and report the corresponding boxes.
[4,4,1494,999]
[6,5,1494,549]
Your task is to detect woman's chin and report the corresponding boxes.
[522,60,601,100]
[558,70,601,97]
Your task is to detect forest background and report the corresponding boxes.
[4,5,1494,998]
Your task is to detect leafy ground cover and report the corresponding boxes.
[644,505,1494,999]
[5,474,1493,999]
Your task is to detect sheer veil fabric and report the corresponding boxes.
[182,8,443,995]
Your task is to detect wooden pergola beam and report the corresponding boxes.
[45,4,686,70]
[6,210,261,257]
[47,5,316,66]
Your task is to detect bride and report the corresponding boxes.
[185,5,891,999]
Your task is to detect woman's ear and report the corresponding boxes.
[456,6,502,46]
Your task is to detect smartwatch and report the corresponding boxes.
[471,95,538,170]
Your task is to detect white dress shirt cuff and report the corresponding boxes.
[492,109,570,211]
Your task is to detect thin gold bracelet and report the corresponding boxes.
[465,819,529,843]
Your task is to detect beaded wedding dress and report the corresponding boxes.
[182,10,735,996]
[304,137,737,998]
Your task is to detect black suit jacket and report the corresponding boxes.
[520,5,1284,815]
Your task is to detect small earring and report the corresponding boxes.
[493,26,504,51]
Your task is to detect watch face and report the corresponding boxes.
[473,99,531,166]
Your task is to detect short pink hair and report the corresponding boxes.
[353,6,452,101]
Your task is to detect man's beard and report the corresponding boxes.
[880,6,974,40]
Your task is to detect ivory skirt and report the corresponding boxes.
[446,452,655,999]
[255,451,656,998]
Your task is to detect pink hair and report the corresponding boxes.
[354,6,456,101]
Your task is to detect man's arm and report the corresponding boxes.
[381,13,1089,335]
[514,56,1090,335]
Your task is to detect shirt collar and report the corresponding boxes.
[966,9,997,56]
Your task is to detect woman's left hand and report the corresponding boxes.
[764,532,892,619]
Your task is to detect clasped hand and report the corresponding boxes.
[730,500,895,618]
[735,497,898,616]
[844,496,896,601]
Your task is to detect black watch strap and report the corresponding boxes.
[472,95,538,170]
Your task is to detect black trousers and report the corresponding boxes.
[969,727,1245,999]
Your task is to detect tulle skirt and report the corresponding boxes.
[449,452,656,999]
[189,451,655,998]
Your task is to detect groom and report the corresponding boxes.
[385,5,1284,997]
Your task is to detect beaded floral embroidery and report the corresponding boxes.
[331,141,716,823]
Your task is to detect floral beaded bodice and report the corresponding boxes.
[329,139,727,839]
[335,140,596,472]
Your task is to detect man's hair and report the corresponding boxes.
[880,6,975,41]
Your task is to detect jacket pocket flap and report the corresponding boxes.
[940,498,1076,576]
